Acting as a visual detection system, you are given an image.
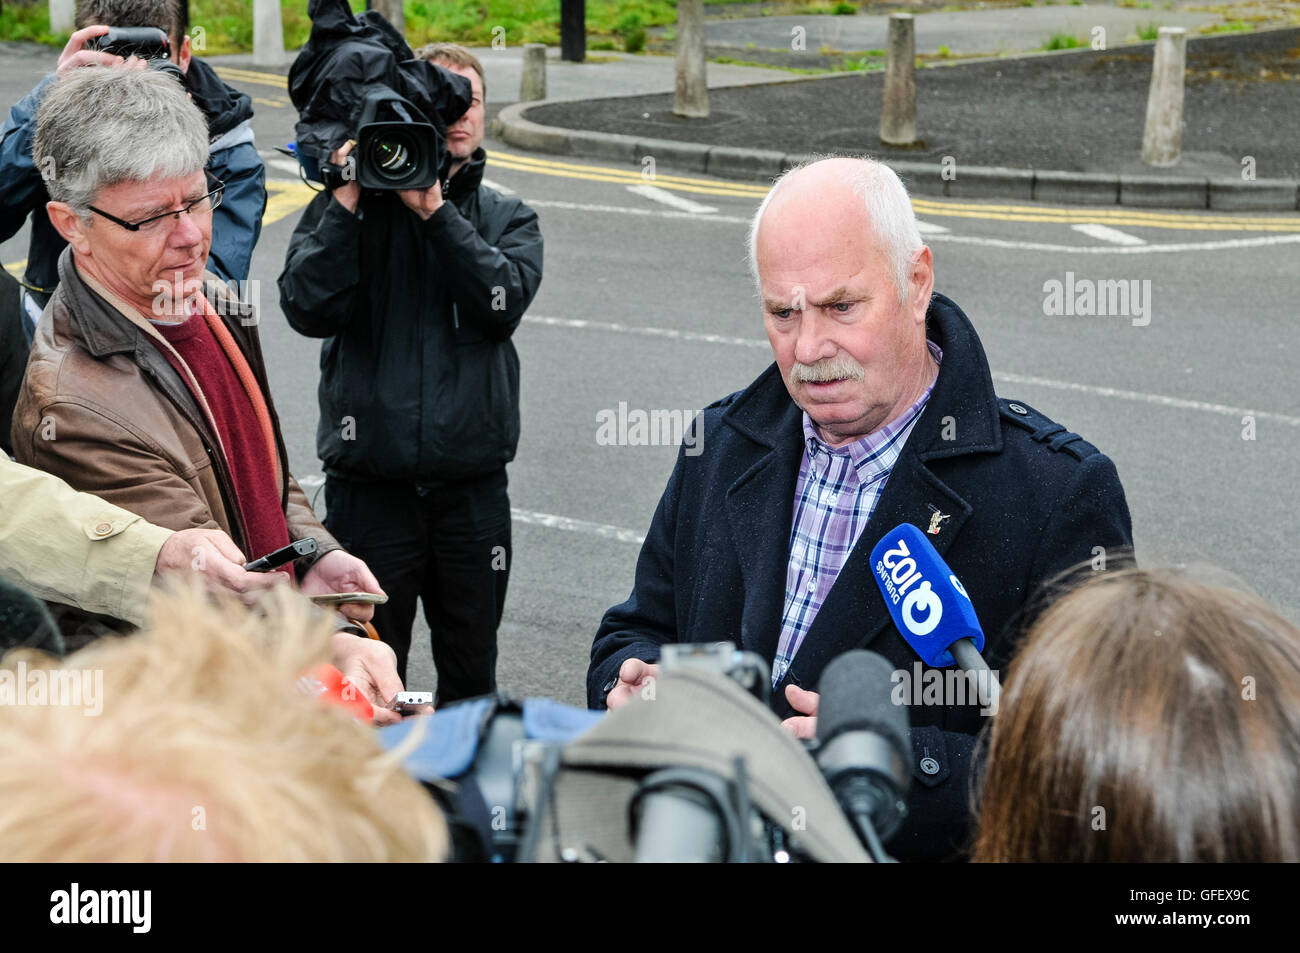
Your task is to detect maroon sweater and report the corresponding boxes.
[154,316,293,577]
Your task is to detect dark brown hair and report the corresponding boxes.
[414,42,486,98]
[973,567,1300,862]
[76,0,183,48]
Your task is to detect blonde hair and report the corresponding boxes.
[0,582,447,861]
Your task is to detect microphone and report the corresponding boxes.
[869,523,1001,708]
[815,650,911,860]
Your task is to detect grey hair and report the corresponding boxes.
[34,66,209,216]
[747,156,924,305]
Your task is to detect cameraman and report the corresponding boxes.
[0,1,266,314]
[279,45,543,703]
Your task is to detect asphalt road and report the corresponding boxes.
[3,52,1298,706]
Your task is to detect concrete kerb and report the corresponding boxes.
[1208,178,1300,211]
[1034,170,1121,206]
[492,101,1300,211]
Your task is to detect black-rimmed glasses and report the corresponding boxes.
[88,175,225,234]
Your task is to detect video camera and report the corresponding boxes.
[287,0,472,192]
[384,644,904,863]
[86,26,183,83]
[321,90,444,192]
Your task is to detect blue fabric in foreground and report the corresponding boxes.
[521,697,605,742]
[378,697,603,781]
[378,697,494,780]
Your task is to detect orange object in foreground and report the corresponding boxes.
[298,662,374,722]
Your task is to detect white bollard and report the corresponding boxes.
[880,13,917,146]
[1141,26,1187,166]
[49,0,75,34]
[674,0,709,118]
[520,43,548,102]
[252,0,286,67]
[370,0,406,38]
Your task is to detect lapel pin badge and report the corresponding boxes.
[927,510,950,535]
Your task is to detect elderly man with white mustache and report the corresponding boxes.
[587,157,1134,862]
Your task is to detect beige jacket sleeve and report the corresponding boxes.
[0,456,172,626]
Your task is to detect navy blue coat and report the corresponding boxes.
[587,293,1134,861]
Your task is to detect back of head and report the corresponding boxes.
[0,582,447,861]
[974,567,1300,862]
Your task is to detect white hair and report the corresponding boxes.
[747,156,924,305]
[34,66,209,216]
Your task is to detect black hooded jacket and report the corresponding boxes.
[278,149,543,482]
[288,0,472,175]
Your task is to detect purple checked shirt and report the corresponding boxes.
[771,341,943,687]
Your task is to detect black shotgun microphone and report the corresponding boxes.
[815,650,912,862]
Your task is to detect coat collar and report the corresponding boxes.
[446,147,486,202]
[55,246,243,361]
[55,247,141,359]
[716,293,1003,713]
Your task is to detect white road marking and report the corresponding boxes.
[1071,223,1147,246]
[267,158,306,179]
[294,480,646,544]
[992,371,1300,427]
[522,315,1300,427]
[625,184,718,214]
[526,314,766,349]
[928,231,1300,255]
[481,177,516,195]
[511,508,645,545]
[525,198,1300,255]
[527,199,749,224]
[916,219,951,235]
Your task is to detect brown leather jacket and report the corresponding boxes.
[11,248,338,573]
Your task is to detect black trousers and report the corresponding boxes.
[324,469,511,705]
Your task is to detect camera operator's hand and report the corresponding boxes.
[327,141,361,215]
[780,685,819,740]
[605,658,661,710]
[398,180,443,221]
[56,26,147,77]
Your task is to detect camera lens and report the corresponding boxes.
[368,131,417,182]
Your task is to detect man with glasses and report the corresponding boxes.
[1,5,266,317]
[10,66,384,647]
[1,3,265,451]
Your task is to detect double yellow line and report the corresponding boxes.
[910,198,1300,233]
[215,66,288,91]
[492,150,1300,233]
[490,149,769,199]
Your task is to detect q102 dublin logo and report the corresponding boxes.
[875,539,972,637]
